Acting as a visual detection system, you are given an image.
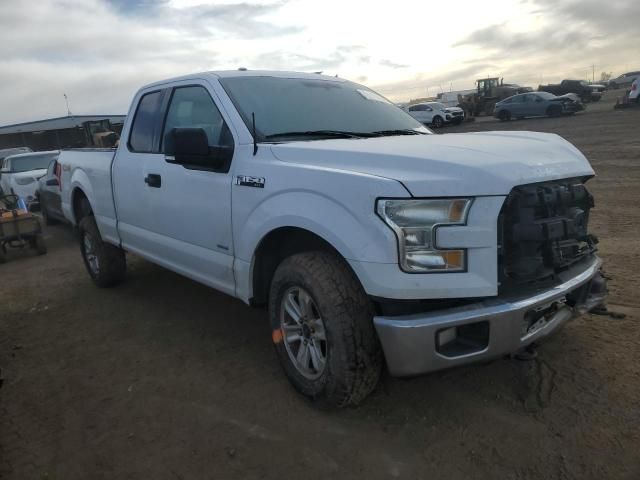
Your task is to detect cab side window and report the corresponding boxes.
[162,86,233,151]
[129,91,162,153]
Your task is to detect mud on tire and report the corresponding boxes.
[269,251,382,408]
[79,216,126,288]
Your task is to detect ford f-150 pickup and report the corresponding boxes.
[58,70,607,407]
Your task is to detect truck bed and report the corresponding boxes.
[58,148,119,244]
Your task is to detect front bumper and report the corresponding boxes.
[374,256,606,376]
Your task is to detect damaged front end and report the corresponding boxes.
[555,93,585,112]
[498,178,606,311]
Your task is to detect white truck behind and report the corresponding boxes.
[58,70,607,407]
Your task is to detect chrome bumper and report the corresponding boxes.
[374,256,606,377]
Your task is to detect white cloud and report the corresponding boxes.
[0,0,637,125]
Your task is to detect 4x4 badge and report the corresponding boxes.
[236,176,265,188]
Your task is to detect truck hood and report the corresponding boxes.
[270,131,594,196]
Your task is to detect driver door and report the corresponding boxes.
[114,82,236,295]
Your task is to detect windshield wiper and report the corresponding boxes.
[264,130,375,140]
[371,129,426,136]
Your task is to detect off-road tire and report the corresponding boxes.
[269,252,382,408]
[79,216,126,288]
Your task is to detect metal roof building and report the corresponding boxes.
[0,115,126,151]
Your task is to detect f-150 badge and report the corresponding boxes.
[236,175,265,188]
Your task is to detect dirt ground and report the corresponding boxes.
[1,91,639,480]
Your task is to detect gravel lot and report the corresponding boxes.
[1,91,639,480]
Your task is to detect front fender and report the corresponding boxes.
[235,189,398,264]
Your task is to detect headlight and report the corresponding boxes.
[15,177,35,186]
[377,198,472,272]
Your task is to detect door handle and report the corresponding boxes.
[144,174,161,188]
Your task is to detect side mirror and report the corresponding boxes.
[45,178,59,186]
[164,127,233,170]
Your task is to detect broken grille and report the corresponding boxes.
[498,178,597,292]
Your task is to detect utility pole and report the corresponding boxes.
[592,64,595,83]
[63,93,72,116]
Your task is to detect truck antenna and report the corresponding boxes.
[252,112,258,156]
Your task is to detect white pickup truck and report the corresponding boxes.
[58,70,607,407]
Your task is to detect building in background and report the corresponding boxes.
[0,115,126,151]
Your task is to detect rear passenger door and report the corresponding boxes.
[509,95,525,117]
[113,88,166,251]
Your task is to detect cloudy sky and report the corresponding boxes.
[0,0,638,125]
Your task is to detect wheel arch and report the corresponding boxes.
[70,187,95,226]
[249,226,358,306]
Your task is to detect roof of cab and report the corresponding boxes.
[142,70,346,90]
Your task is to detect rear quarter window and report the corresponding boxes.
[129,91,162,153]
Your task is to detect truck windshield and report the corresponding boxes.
[219,76,429,141]
[9,153,57,172]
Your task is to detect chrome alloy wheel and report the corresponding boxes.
[83,233,100,275]
[279,286,327,379]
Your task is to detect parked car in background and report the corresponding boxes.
[405,102,447,127]
[57,70,606,407]
[37,156,66,224]
[609,71,640,89]
[405,102,462,127]
[539,80,602,102]
[494,92,584,121]
[628,78,639,103]
[429,102,465,125]
[0,150,59,209]
[0,147,32,195]
[0,147,32,163]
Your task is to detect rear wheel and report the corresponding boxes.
[79,216,126,287]
[431,116,444,128]
[269,252,382,408]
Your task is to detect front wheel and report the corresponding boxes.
[547,105,562,117]
[431,116,444,128]
[269,252,382,408]
[498,110,511,121]
[79,216,126,287]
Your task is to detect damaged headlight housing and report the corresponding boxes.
[376,198,472,273]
